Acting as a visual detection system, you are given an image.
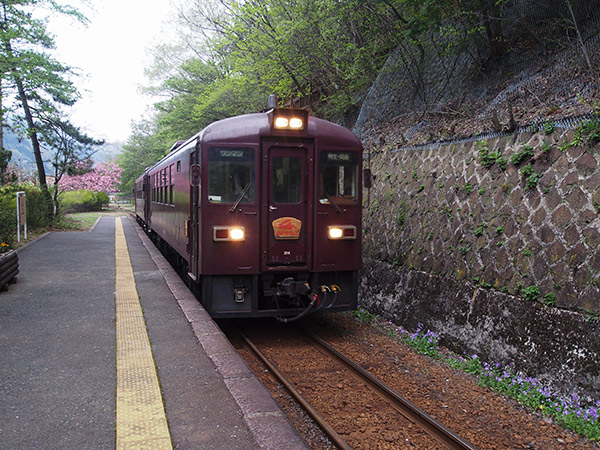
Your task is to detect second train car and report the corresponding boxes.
[135,102,363,320]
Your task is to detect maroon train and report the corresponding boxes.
[135,104,363,320]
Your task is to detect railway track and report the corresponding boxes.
[234,324,478,450]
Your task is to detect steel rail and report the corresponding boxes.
[300,327,479,450]
[236,328,354,450]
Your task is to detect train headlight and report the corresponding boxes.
[327,225,357,240]
[289,117,303,129]
[213,226,245,241]
[229,228,245,241]
[272,108,308,131]
[328,227,344,239]
[275,116,304,130]
[274,117,290,128]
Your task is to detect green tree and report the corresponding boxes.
[117,118,170,193]
[38,116,104,214]
[0,0,89,219]
[126,0,512,185]
[118,42,269,191]
[151,58,227,139]
[183,0,449,120]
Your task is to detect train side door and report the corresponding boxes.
[188,149,200,280]
[262,141,313,269]
[144,172,151,228]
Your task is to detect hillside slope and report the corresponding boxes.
[3,127,123,176]
[354,0,600,148]
[355,1,600,401]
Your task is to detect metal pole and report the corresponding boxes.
[16,192,21,243]
[16,191,25,242]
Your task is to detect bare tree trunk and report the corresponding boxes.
[565,0,595,75]
[7,63,53,219]
[483,0,504,59]
[0,76,5,187]
[0,76,3,152]
[13,75,47,188]
[1,35,48,191]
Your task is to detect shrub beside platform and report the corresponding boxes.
[0,250,19,290]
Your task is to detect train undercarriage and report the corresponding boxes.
[144,225,358,320]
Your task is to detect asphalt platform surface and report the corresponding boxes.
[0,215,308,449]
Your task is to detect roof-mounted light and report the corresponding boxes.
[272,108,308,131]
[274,115,304,130]
[289,117,303,129]
[275,117,290,128]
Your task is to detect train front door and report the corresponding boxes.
[262,141,313,270]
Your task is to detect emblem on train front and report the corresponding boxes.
[272,217,302,240]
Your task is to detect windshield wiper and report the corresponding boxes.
[322,186,341,212]
[230,183,251,212]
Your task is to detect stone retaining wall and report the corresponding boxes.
[360,127,600,398]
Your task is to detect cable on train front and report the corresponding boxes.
[271,278,344,323]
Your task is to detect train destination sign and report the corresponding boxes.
[220,149,244,158]
[208,147,254,161]
[327,152,351,162]
[321,151,358,164]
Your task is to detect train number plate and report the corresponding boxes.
[272,217,302,240]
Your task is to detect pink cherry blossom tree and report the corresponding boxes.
[59,160,123,194]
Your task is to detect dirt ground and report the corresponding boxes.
[234,312,599,450]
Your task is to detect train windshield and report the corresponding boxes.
[208,147,255,204]
[319,151,359,205]
[272,156,303,204]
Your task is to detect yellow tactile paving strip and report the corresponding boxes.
[114,217,173,450]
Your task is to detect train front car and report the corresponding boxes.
[197,107,363,320]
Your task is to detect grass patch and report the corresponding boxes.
[63,207,131,231]
[64,212,103,230]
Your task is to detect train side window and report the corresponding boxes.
[159,171,163,204]
[319,151,358,205]
[151,175,155,202]
[176,160,181,173]
[169,164,174,205]
[162,169,167,204]
[152,174,158,203]
[272,156,302,204]
[208,147,255,204]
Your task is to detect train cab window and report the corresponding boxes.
[272,156,302,204]
[208,147,255,204]
[319,151,359,205]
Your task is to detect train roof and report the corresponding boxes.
[200,109,362,149]
[146,109,362,174]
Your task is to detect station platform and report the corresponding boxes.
[0,215,308,450]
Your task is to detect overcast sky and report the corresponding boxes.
[48,0,178,143]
